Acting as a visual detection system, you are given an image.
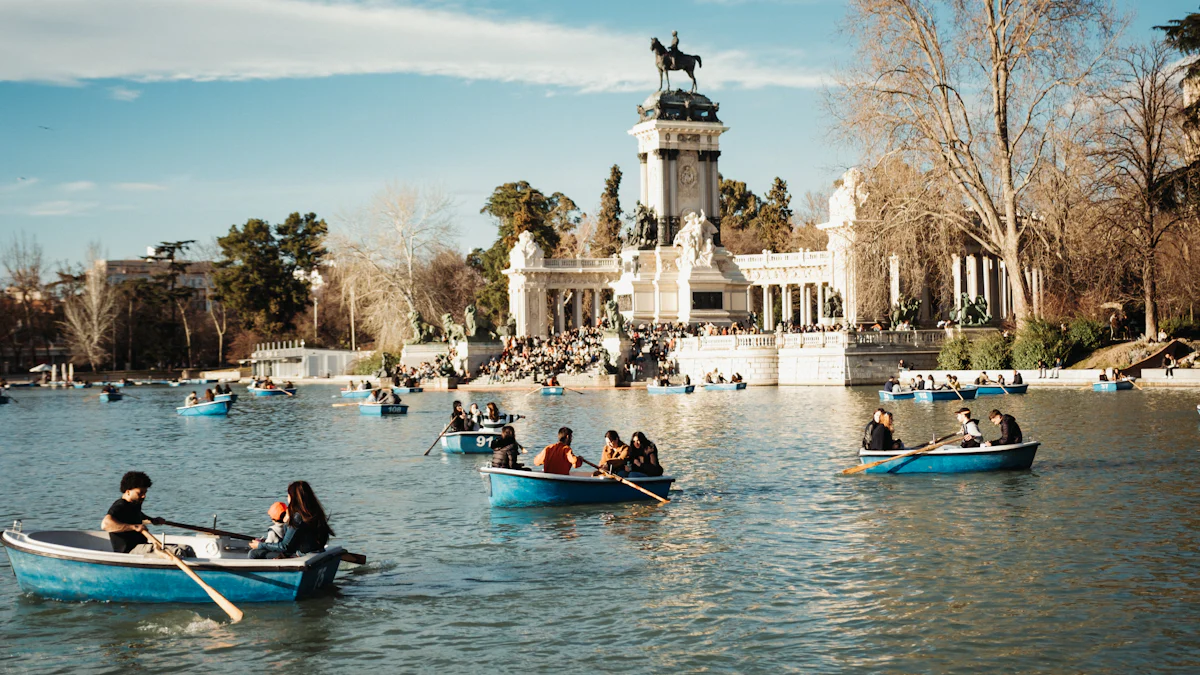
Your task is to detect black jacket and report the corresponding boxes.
[491,438,522,469]
[869,424,894,450]
[994,415,1023,446]
[862,421,879,450]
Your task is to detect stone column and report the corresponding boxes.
[998,261,1008,319]
[762,285,771,329]
[818,283,827,324]
[888,254,901,309]
[966,254,979,299]
[801,284,811,325]
[982,258,993,319]
[782,284,792,324]
[593,288,602,328]
[638,153,648,207]
[572,289,583,330]
[554,291,565,334]
[951,254,962,315]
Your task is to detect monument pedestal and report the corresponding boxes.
[455,340,505,379]
[400,343,449,369]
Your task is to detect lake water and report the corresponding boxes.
[1,383,1199,673]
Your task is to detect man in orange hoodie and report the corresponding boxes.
[534,427,584,475]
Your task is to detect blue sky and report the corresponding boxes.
[0,0,1193,267]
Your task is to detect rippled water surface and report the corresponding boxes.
[2,384,1199,673]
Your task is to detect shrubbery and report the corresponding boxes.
[937,335,972,369]
[1160,317,1200,339]
[1012,318,1071,369]
[350,352,382,376]
[969,332,1012,369]
[1067,317,1105,352]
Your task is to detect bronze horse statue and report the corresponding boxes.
[651,38,702,93]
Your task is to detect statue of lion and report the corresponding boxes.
[464,303,496,340]
[603,298,625,335]
[406,310,441,344]
[441,313,467,343]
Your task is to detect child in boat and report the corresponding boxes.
[263,501,289,547]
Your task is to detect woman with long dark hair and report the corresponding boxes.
[626,432,663,477]
[490,425,526,470]
[248,481,334,559]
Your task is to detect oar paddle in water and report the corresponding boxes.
[161,520,367,565]
[575,456,670,505]
[142,530,244,623]
[331,403,359,408]
[563,387,586,395]
[424,421,455,456]
[843,435,966,475]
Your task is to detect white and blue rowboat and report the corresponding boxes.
[1094,380,1134,392]
[857,441,1040,474]
[479,414,521,431]
[480,467,676,508]
[358,402,408,416]
[247,386,296,397]
[339,388,375,399]
[442,430,501,454]
[704,382,747,391]
[392,386,423,394]
[647,385,695,395]
[913,386,978,402]
[1,528,342,603]
[98,392,124,402]
[976,383,1029,395]
[168,382,181,387]
[878,389,915,401]
[214,393,239,403]
[176,400,231,416]
[540,386,565,396]
[72,382,91,389]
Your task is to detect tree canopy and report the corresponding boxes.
[590,165,624,256]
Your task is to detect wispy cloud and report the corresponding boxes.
[0,0,828,92]
[0,177,39,193]
[61,180,97,192]
[114,182,166,192]
[108,85,141,101]
[25,200,98,216]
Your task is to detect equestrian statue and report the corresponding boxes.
[651,31,702,93]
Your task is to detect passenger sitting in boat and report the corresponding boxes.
[862,408,885,450]
[974,372,990,385]
[995,373,1007,386]
[883,377,896,393]
[534,427,583,475]
[982,409,1022,446]
[101,471,166,553]
[1010,370,1024,385]
[596,430,630,475]
[717,372,727,383]
[101,384,118,395]
[483,402,520,429]
[869,412,902,450]
[449,401,470,432]
[468,403,485,430]
[955,407,983,448]
[914,374,926,390]
[545,374,560,387]
[731,373,743,383]
[185,391,199,407]
[357,380,371,391]
[204,388,215,402]
[370,388,398,404]
[704,372,714,384]
[490,425,527,470]
[283,380,295,389]
[263,501,289,545]
[1098,372,1108,382]
[249,481,334,559]
[683,375,691,386]
[656,373,670,387]
[627,432,663,477]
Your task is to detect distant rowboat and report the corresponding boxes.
[339,389,375,399]
[214,393,238,403]
[480,467,675,507]
[358,402,408,416]
[647,385,695,395]
[442,431,501,454]
[878,389,915,401]
[72,383,91,389]
[2,528,342,603]
[98,392,124,402]
[976,383,1029,395]
[1094,381,1134,392]
[856,441,1040,474]
[392,386,423,394]
[247,386,296,397]
[913,386,978,401]
[540,386,565,395]
[176,400,231,416]
[704,382,747,391]
[0,395,9,405]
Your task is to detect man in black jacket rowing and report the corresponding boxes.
[982,409,1022,447]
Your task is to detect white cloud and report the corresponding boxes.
[25,200,98,216]
[61,180,97,192]
[114,182,167,191]
[0,0,828,92]
[108,85,141,101]
[0,177,39,193]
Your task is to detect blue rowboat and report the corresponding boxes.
[480,467,676,508]
[167,382,181,387]
[99,392,124,402]
[8,382,36,388]
[340,389,374,399]
[392,386,423,394]
[72,383,91,389]
[878,389,915,401]
[913,386,978,402]
[214,393,239,403]
[358,402,408,416]
[176,400,231,416]
[1,528,342,603]
[442,430,501,454]
[540,386,565,396]
[704,382,747,391]
[0,395,9,405]
[856,441,1039,474]
[647,385,695,395]
[1094,380,1134,392]
[976,383,1029,395]
[247,386,296,397]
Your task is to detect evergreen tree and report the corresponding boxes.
[591,165,624,256]
[754,178,794,252]
[719,178,760,231]
[1159,10,1200,127]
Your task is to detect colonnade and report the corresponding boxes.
[749,281,833,329]
[549,287,607,334]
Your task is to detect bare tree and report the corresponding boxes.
[836,0,1118,326]
[1,232,46,365]
[1092,42,1196,338]
[61,251,118,372]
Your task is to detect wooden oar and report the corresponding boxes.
[951,385,964,400]
[563,387,585,395]
[424,420,455,455]
[331,403,360,408]
[1128,378,1144,391]
[843,435,966,475]
[160,520,367,565]
[575,456,670,505]
[142,529,244,623]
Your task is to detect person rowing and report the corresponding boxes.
[954,407,983,448]
[883,376,897,393]
[534,427,584,475]
[449,400,470,432]
[974,371,991,385]
[101,471,168,554]
[184,391,199,407]
[369,387,399,404]
[982,409,1023,447]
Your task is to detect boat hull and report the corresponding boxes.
[540,386,565,396]
[98,393,124,402]
[213,393,238,403]
[392,387,423,394]
[0,395,9,404]
[72,383,91,389]
[2,530,341,603]
[359,403,408,416]
[1094,381,1134,392]
[878,390,915,400]
[913,387,978,401]
[248,387,296,397]
[647,385,695,394]
[442,431,500,453]
[481,467,675,508]
[857,441,1040,474]
[176,400,231,416]
[340,389,374,399]
[704,383,747,391]
[976,383,1029,395]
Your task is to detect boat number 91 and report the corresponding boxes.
[476,436,489,447]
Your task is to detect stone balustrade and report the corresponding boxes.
[541,258,620,270]
[733,250,831,269]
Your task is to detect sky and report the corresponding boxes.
[0,0,1194,268]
